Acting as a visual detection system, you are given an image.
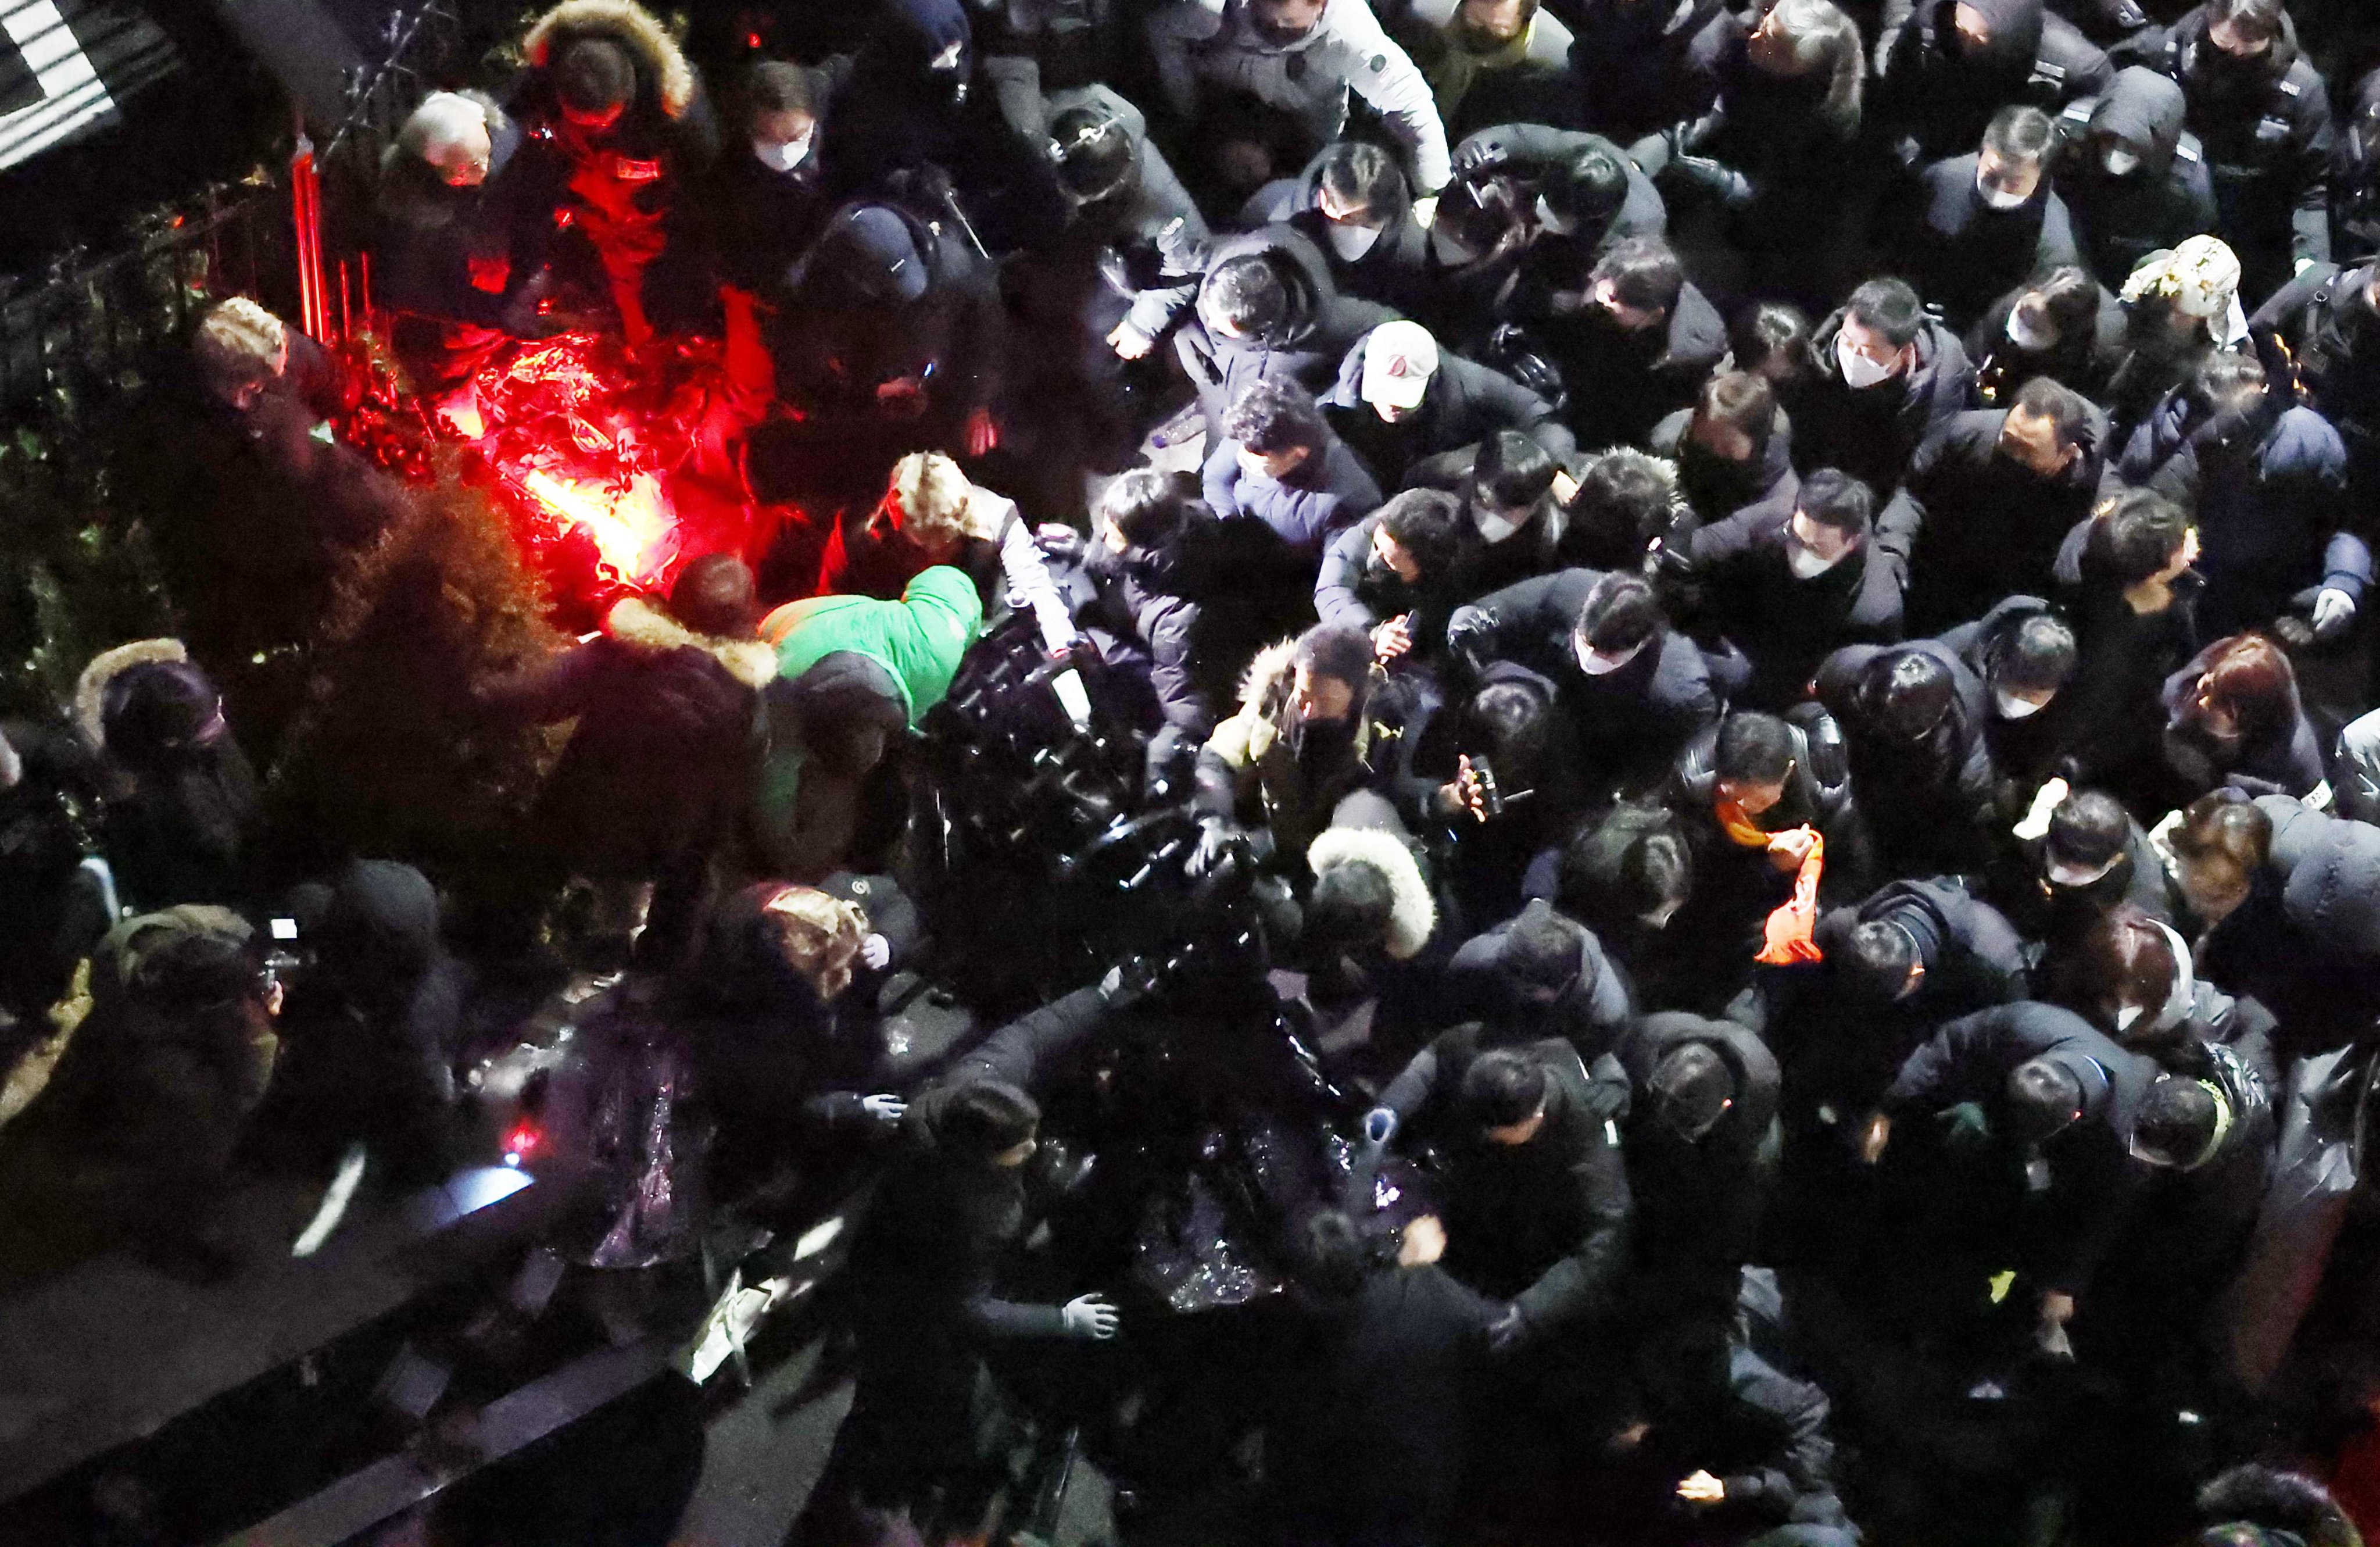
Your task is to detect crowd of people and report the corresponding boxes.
[12,0,2380,1541]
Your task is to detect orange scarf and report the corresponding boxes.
[1715,801,1827,964]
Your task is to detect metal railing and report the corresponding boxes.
[0,2,459,424]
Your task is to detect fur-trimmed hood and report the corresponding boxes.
[522,0,696,120]
[605,596,775,688]
[1307,824,1436,960]
[74,638,189,752]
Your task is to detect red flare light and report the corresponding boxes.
[518,468,678,585]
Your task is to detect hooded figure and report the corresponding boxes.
[512,0,720,341]
[1878,1001,2157,1309]
[2135,2,2333,300]
[1547,0,1742,148]
[818,0,1065,252]
[1442,896,1635,1062]
[74,640,262,914]
[2120,373,2361,640]
[1876,0,2111,166]
[2193,794,2380,1057]
[1619,1012,1781,1329]
[763,198,1007,504]
[245,861,466,1186]
[2056,67,2218,291]
[0,907,277,1281]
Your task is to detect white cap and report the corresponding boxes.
[1362,320,1438,411]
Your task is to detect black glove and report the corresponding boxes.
[1452,129,1523,183]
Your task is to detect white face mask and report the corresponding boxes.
[1837,334,1900,390]
[1533,194,1578,235]
[753,131,813,173]
[1994,687,2050,720]
[1326,220,1384,260]
[1474,505,1526,543]
[1576,633,1649,676]
[2006,306,2059,353]
[2102,146,2142,177]
[1976,174,2032,212]
[1787,538,1846,579]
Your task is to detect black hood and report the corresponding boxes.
[2179,8,2301,90]
[317,860,445,1001]
[1926,0,2043,77]
[1624,1011,1781,1142]
[860,0,973,97]
[2089,66,2188,171]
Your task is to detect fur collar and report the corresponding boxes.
[605,597,776,687]
[1234,638,1301,718]
[74,638,188,751]
[523,0,696,120]
[1307,824,1437,960]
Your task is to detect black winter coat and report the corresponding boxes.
[1796,309,1977,494]
[1882,1001,2156,1296]
[2248,259,2380,490]
[1814,639,2001,876]
[1687,502,1906,711]
[1618,1012,1781,1325]
[1541,0,1740,147]
[1876,0,2113,166]
[1905,153,2086,332]
[1323,328,1577,490]
[1448,567,1723,792]
[1879,405,2111,635]
[1177,225,1401,430]
[1525,280,1727,452]
[2054,65,2218,293]
[1382,1029,1634,1337]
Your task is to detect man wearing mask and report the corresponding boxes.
[1799,277,1977,494]
[1689,469,1906,710]
[1245,140,1437,316]
[1146,0,1455,196]
[1195,623,1412,867]
[2130,0,2332,302]
[819,0,1065,253]
[1873,0,2112,170]
[1178,224,1398,435]
[1651,370,1799,528]
[1903,105,2085,332]
[1441,430,1575,600]
[1878,376,2109,634]
[1323,319,1576,490]
[1448,567,1723,796]
[1529,235,1726,449]
[1315,487,1469,666]
[511,0,720,345]
[2054,66,2217,293]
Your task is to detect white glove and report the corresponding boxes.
[1363,1107,1398,1147]
[861,1094,907,1123]
[860,933,892,970]
[2013,777,2070,842]
[2313,587,2357,641]
[1061,1294,1121,1339]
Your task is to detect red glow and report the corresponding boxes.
[505,1121,540,1157]
[335,327,788,626]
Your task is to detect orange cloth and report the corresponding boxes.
[1715,800,1827,964]
[1757,828,1826,965]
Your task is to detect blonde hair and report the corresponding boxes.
[883,451,977,545]
[762,885,871,1001]
[192,297,287,389]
